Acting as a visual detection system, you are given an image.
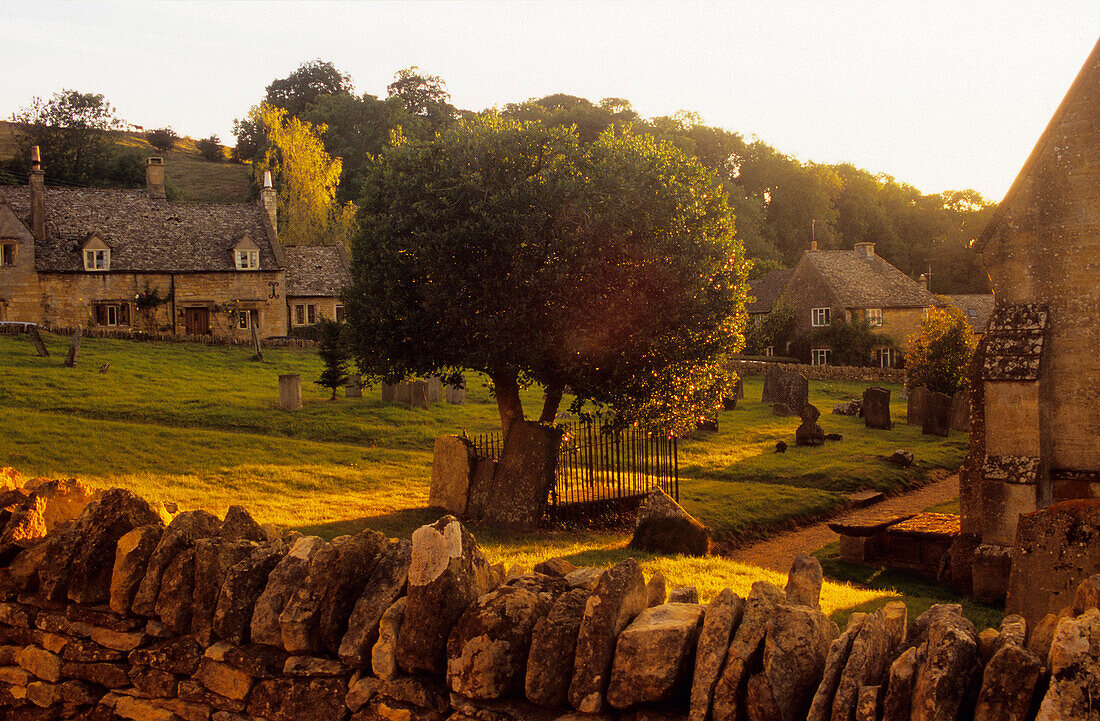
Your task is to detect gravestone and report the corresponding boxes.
[380,383,396,403]
[394,383,412,404]
[278,375,302,410]
[345,374,362,399]
[428,436,477,516]
[948,390,968,432]
[64,326,81,368]
[922,392,952,437]
[250,322,263,361]
[722,397,737,411]
[764,366,809,417]
[906,386,929,426]
[795,404,825,447]
[426,377,443,404]
[408,380,429,409]
[30,326,49,357]
[445,384,466,405]
[735,377,744,399]
[862,387,893,429]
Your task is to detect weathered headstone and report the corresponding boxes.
[629,486,711,556]
[30,326,49,357]
[605,602,706,709]
[906,386,929,426]
[863,386,893,429]
[345,374,362,399]
[380,383,396,403]
[394,382,412,404]
[795,403,825,447]
[445,384,466,405]
[408,380,429,409]
[922,391,952,437]
[764,365,809,416]
[278,375,302,410]
[426,376,443,403]
[428,436,477,516]
[250,322,263,361]
[948,390,968,433]
[64,326,81,368]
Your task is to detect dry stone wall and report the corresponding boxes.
[731,359,905,384]
[0,469,1095,721]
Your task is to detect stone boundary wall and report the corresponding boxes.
[731,359,906,384]
[0,474,1093,721]
[39,324,317,349]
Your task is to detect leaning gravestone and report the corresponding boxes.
[906,386,929,426]
[345,374,362,399]
[64,326,81,368]
[922,391,952,437]
[862,387,892,429]
[30,325,49,357]
[278,374,302,410]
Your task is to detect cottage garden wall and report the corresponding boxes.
[0,470,1095,721]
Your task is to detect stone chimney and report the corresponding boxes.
[854,242,875,259]
[919,273,929,291]
[29,146,46,241]
[260,170,277,232]
[145,157,166,200]
[810,240,818,251]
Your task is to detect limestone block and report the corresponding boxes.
[372,596,406,680]
[689,588,744,721]
[133,510,222,618]
[109,524,163,616]
[1035,609,1100,721]
[762,604,838,721]
[212,539,287,645]
[526,587,589,708]
[909,611,979,721]
[786,554,824,609]
[711,581,785,721]
[806,612,866,721]
[606,602,705,708]
[973,643,1041,721]
[191,537,257,644]
[338,538,411,669]
[629,486,711,556]
[249,535,324,647]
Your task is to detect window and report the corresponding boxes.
[307,304,317,324]
[811,307,831,327]
[294,304,305,325]
[811,348,831,366]
[235,250,259,270]
[84,249,110,271]
[94,303,130,327]
[0,243,14,266]
[335,305,345,323]
[238,311,250,330]
[867,308,883,327]
[764,345,774,357]
[875,347,896,368]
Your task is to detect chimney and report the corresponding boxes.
[919,273,929,291]
[29,146,46,241]
[260,170,277,232]
[145,157,166,200]
[810,240,818,251]
[854,242,875,259]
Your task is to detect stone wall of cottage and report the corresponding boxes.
[287,297,341,329]
[0,469,1092,721]
[0,203,40,324]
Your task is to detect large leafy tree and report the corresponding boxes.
[8,90,128,185]
[345,115,747,436]
[904,306,975,394]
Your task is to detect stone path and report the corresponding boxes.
[723,474,959,573]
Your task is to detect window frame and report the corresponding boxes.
[84,249,110,271]
[307,304,317,325]
[811,348,832,366]
[811,307,831,327]
[867,308,883,327]
[235,249,260,270]
[876,347,896,368]
[294,304,305,326]
[0,243,14,267]
[238,311,250,330]
[335,305,345,323]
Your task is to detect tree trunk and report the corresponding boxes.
[492,371,524,438]
[539,384,564,424]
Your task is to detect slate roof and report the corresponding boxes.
[746,268,793,314]
[3,186,279,273]
[802,250,944,309]
[283,245,350,297]
[945,294,995,333]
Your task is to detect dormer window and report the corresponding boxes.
[81,234,111,271]
[236,250,259,270]
[84,249,110,271]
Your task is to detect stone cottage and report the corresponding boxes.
[962,37,1100,600]
[748,242,944,366]
[0,152,350,338]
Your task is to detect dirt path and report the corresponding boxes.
[723,475,959,573]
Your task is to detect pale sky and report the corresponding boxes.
[3,1,1097,201]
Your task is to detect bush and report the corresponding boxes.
[807,318,895,367]
[742,303,796,356]
[197,135,224,162]
[101,147,146,187]
[904,306,975,394]
[146,127,178,152]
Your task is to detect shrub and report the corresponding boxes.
[146,127,178,151]
[197,135,224,162]
[904,306,975,394]
[742,303,796,356]
[807,318,895,367]
[316,318,350,400]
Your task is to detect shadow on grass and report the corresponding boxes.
[814,541,1003,631]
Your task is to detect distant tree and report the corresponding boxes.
[315,318,349,400]
[346,115,747,437]
[8,89,126,185]
[196,135,223,162]
[904,306,975,394]
[250,104,355,246]
[386,67,456,128]
[145,127,178,152]
[747,258,785,281]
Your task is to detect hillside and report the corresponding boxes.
[0,120,252,203]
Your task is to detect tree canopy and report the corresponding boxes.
[904,306,976,394]
[345,115,747,436]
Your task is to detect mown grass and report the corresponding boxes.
[0,332,973,618]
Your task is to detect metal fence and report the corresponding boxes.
[470,421,678,521]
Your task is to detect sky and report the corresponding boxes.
[2,1,1097,202]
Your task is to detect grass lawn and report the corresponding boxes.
[0,332,976,623]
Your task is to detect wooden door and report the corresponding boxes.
[184,307,210,335]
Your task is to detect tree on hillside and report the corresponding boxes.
[345,115,747,437]
[250,104,356,247]
[904,306,975,394]
[146,127,178,152]
[196,135,223,162]
[8,89,128,185]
